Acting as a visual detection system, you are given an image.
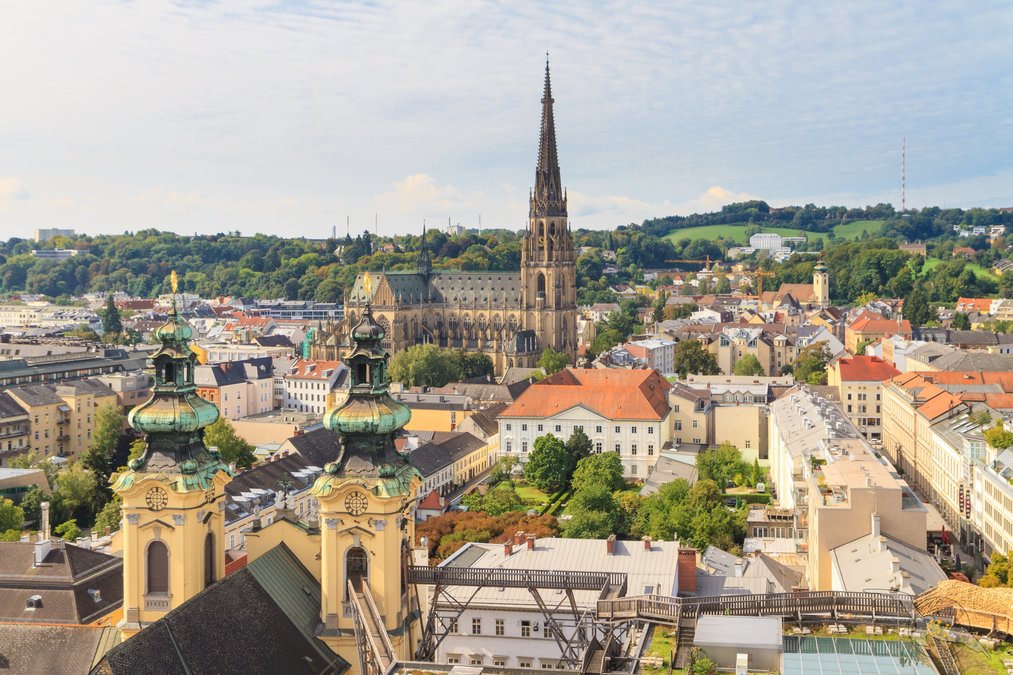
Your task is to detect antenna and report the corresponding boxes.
[901,137,906,211]
[346,215,350,237]
[374,213,378,237]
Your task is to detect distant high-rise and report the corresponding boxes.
[34,227,75,242]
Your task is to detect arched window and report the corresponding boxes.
[537,274,546,297]
[346,546,368,596]
[147,541,169,594]
[204,533,215,588]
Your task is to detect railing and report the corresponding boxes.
[596,591,916,625]
[407,565,626,591]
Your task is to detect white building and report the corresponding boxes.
[624,337,676,374]
[281,359,347,415]
[433,536,681,670]
[498,369,672,479]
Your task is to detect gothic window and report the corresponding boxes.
[537,274,546,297]
[204,533,215,588]
[147,541,169,594]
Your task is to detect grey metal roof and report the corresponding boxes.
[408,432,485,477]
[694,615,782,650]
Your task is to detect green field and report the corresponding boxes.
[923,257,998,281]
[663,219,885,246]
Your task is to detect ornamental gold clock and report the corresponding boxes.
[145,487,168,511]
[345,491,368,516]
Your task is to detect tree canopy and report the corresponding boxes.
[732,354,765,376]
[571,452,625,494]
[537,347,569,376]
[204,417,257,469]
[524,435,574,493]
[792,341,832,385]
[673,339,721,378]
[388,344,493,388]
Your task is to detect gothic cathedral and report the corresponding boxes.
[314,62,578,372]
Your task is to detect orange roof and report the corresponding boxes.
[500,368,671,421]
[418,490,444,511]
[285,359,342,380]
[913,371,1013,391]
[849,316,912,335]
[917,388,965,420]
[956,297,992,313]
[984,394,1013,410]
[836,355,900,382]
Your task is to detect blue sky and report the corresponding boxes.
[1,1,1011,238]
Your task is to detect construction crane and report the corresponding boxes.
[664,256,713,271]
[743,269,776,296]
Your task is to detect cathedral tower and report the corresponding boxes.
[522,58,578,361]
[113,273,233,640]
[311,280,422,669]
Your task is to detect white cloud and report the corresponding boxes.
[0,177,30,206]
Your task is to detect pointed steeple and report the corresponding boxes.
[531,55,566,218]
[417,221,432,278]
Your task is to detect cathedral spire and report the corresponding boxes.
[417,221,432,278]
[532,55,566,218]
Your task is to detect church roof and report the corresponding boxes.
[347,270,522,307]
[92,543,347,675]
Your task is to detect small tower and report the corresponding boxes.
[112,272,233,640]
[417,222,432,281]
[311,283,422,666]
[814,258,830,307]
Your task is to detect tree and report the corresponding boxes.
[389,344,463,388]
[461,484,524,515]
[55,519,81,541]
[673,339,721,378]
[100,294,122,336]
[563,484,619,539]
[204,417,256,470]
[19,485,44,526]
[792,341,832,385]
[572,453,625,494]
[980,552,1013,587]
[94,494,123,533]
[952,312,972,330]
[696,443,748,489]
[128,437,146,463]
[537,347,569,376]
[524,435,574,493]
[51,463,99,526]
[904,281,935,327]
[732,354,765,376]
[83,403,125,487]
[985,421,1013,450]
[565,428,593,467]
[459,351,494,380]
[0,498,24,533]
[489,456,518,485]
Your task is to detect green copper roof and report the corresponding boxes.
[128,391,220,435]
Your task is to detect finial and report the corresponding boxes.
[546,50,549,68]
[363,271,372,298]
[170,270,179,294]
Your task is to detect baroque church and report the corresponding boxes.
[313,62,578,372]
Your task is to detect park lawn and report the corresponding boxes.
[513,483,550,505]
[831,219,885,239]
[664,223,829,246]
[923,257,998,282]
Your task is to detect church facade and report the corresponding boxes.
[314,63,578,373]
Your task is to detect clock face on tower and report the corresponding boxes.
[345,491,368,516]
[146,487,168,511]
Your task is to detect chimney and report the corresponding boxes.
[504,541,513,556]
[40,502,50,541]
[526,534,536,551]
[734,559,745,577]
[513,531,524,546]
[871,513,881,540]
[606,533,616,555]
[643,536,652,551]
[890,556,901,574]
[678,549,698,593]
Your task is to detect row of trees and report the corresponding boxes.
[388,344,494,388]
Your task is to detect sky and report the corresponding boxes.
[1,1,1012,239]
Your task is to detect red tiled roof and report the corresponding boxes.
[836,355,900,382]
[285,359,342,380]
[418,490,444,511]
[849,316,912,335]
[500,368,671,421]
[956,297,992,313]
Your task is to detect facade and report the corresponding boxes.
[194,357,274,420]
[768,386,927,590]
[0,303,98,330]
[313,63,578,373]
[95,371,153,410]
[434,536,680,669]
[34,227,75,242]
[499,368,672,479]
[709,325,797,376]
[394,391,476,432]
[0,393,30,466]
[409,431,491,500]
[621,337,676,373]
[827,355,900,441]
[281,359,347,415]
[5,380,118,459]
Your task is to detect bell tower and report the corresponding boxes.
[312,280,422,670]
[522,57,577,362]
[814,258,830,307]
[113,272,233,640]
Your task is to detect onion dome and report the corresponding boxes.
[351,309,385,344]
[154,306,193,344]
[324,395,410,436]
[128,390,219,435]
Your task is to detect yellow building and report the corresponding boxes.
[6,379,118,460]
[394,391,476,432]
[112,300,234,640]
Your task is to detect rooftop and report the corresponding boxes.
[500,368,671,421]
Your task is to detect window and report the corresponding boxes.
[648,427,654,435]
[847,405,853,413]
[448,655,461,665]
[631,465,637,475]
[574,425,583,432]
[693,437,700,443]
[692,420,698,428]
[631,444,637,455]
[470,656,484,666]
[675,421,682,431]
[147,541,169,594]
[648,444,654,456]
[494,659,507,667]
[615,443,621,453]
[596,425,602,433]
[506,424,512,431]
[595,441,602,453]
[537,424,543,432]
[745,440,751,448]
[615,426,621,434]
[847,393,852,400]
[631,426,637,434]
[522,424,528,432]
[519,661,532,669]
[522,441,528,453]
[674,405,680,413]
[204,533,215,588]
[449,618,459,633]
[495,618,504,636]
[521,621,532,637]
[472,618,482,635]
[555,424,561,433]
[506,440,512,453]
